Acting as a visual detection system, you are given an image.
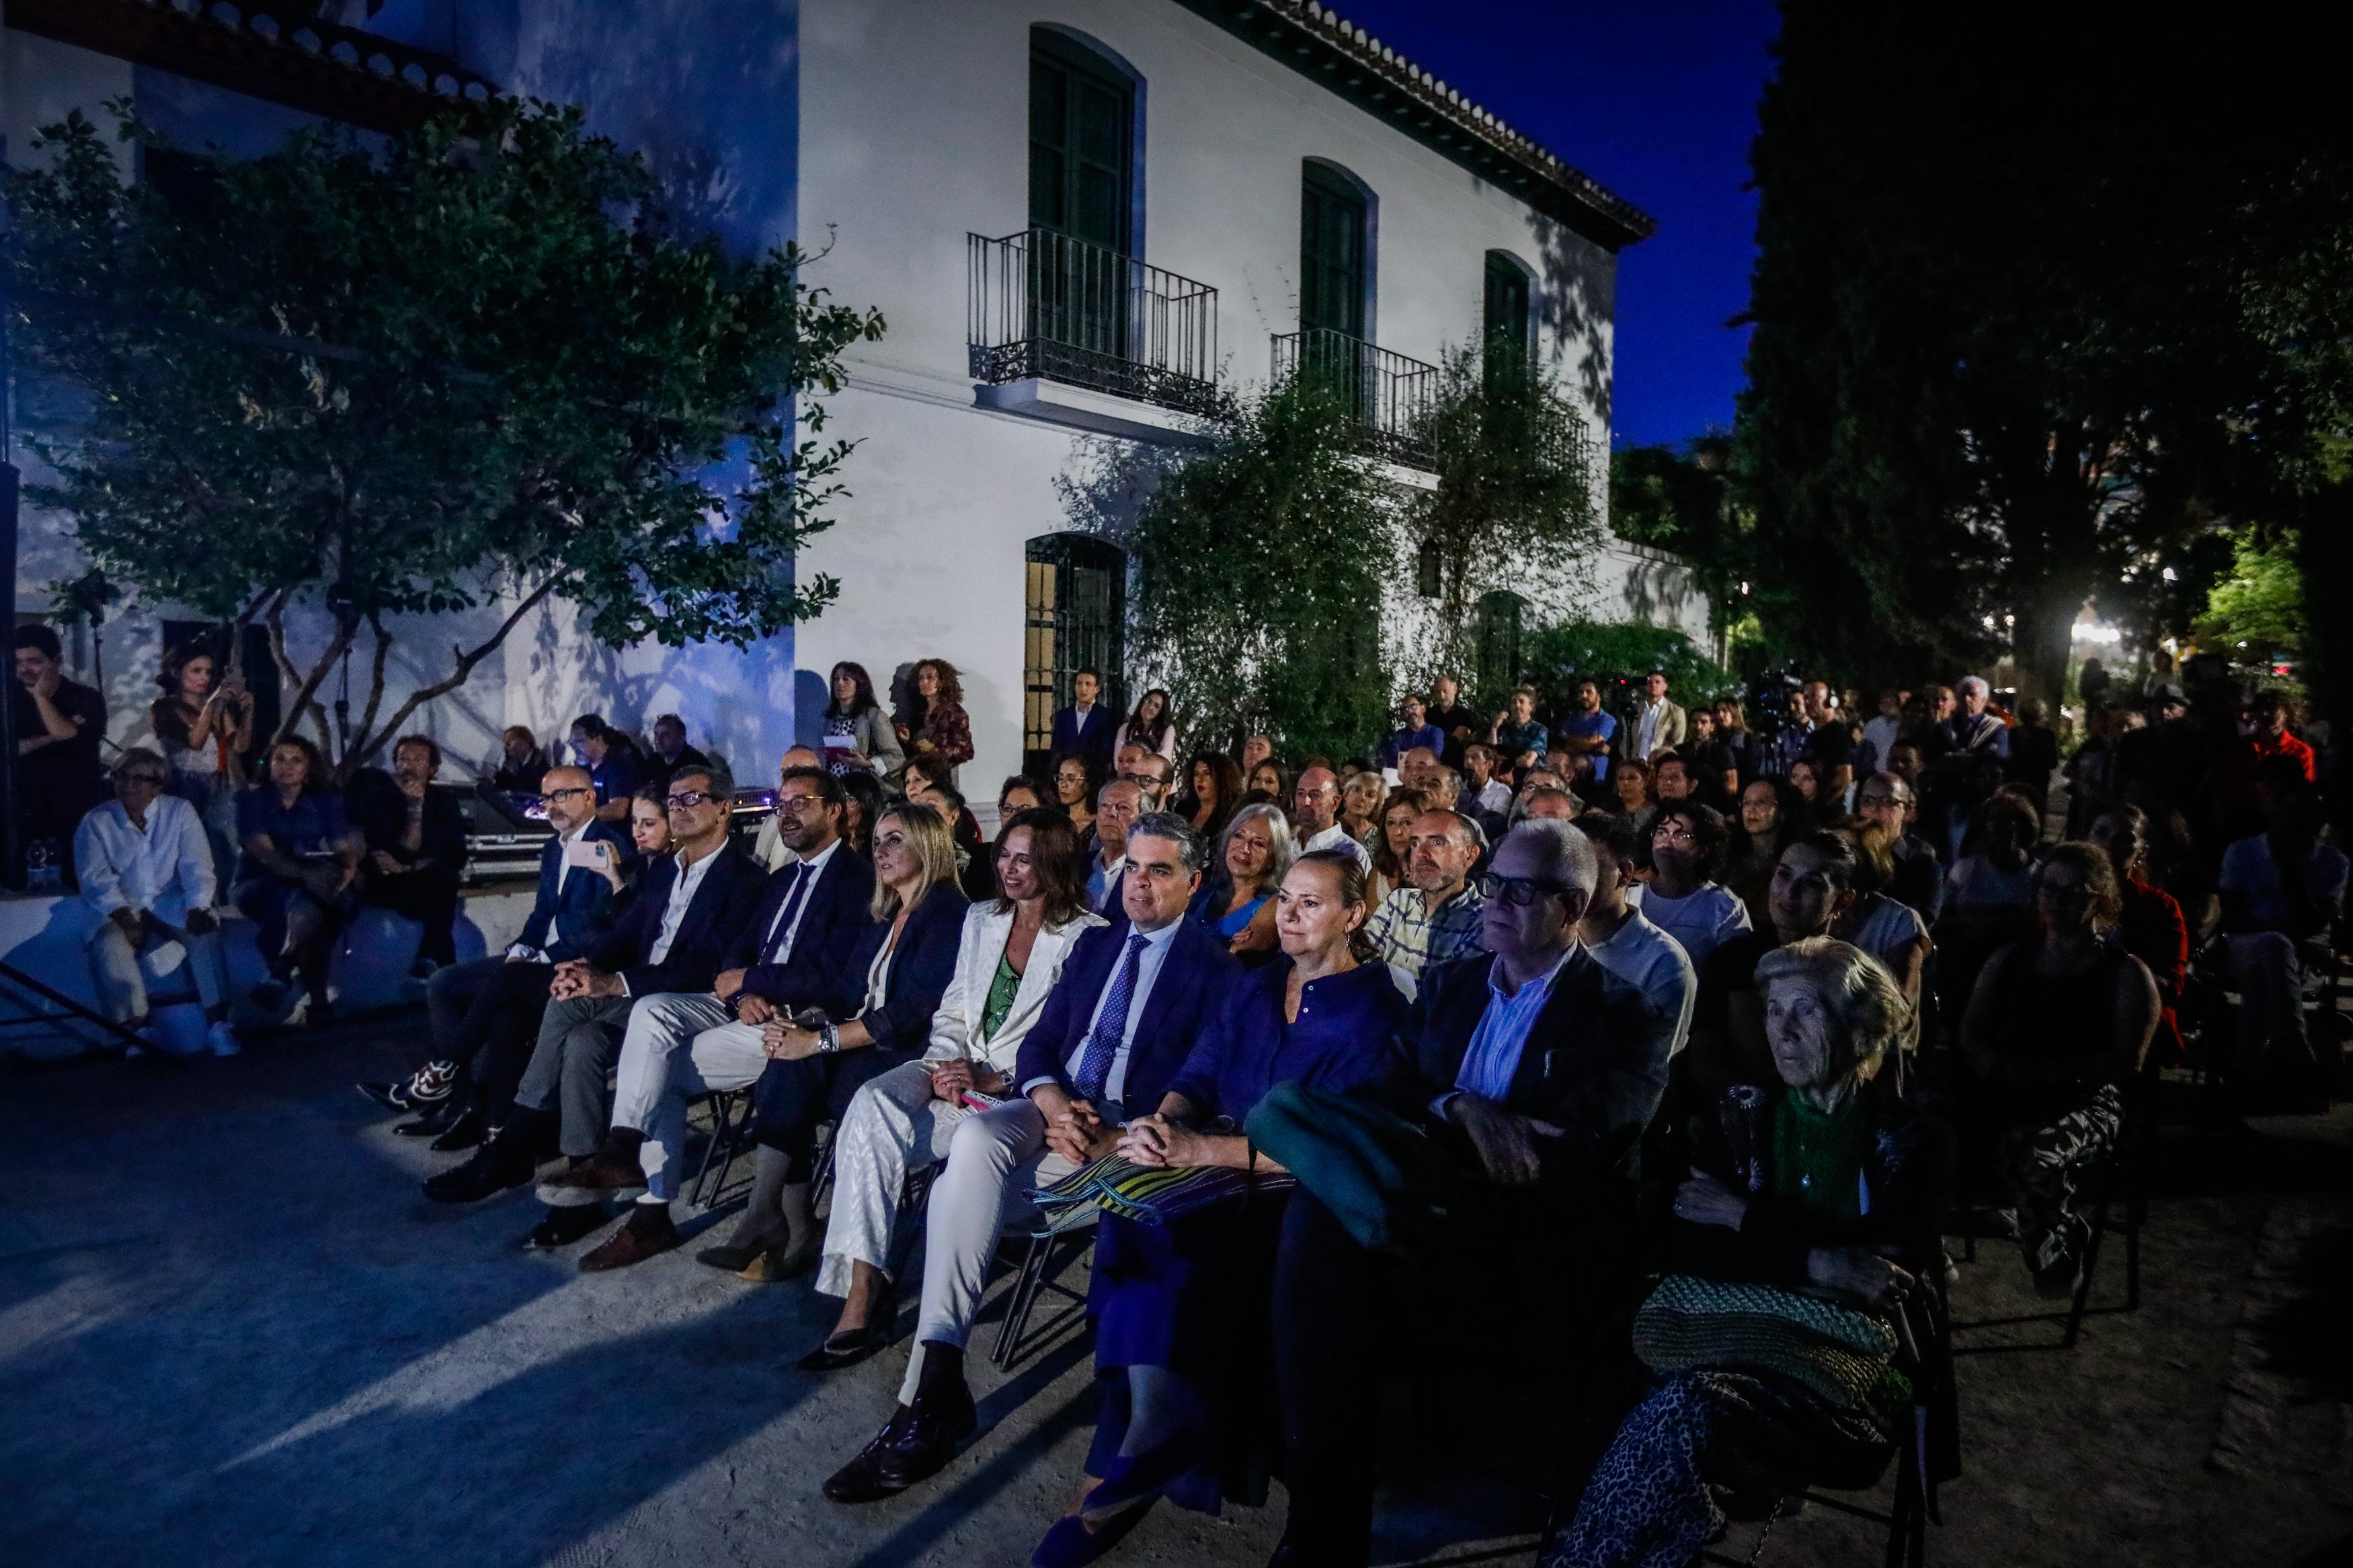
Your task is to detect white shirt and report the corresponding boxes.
[631,843,719,987]
[1475,780,1513,816]
[75,796,216,930]
[1627,882,1752,968]
[760,837,842,966]
[1638,698,1670,761]
[1021,917,1183,1106]
[1586,909,1699,1056]
[1448,945,1575,1106]
[1299,822,1373,870]
[1088,851,1127,915]
[508,819,592,962]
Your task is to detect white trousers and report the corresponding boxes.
[816,1061,975,1297]
[895,1096,1081,1405]
[86,918,227,1026]
[610,991,770,1202]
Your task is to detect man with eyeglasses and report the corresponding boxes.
[73,748,238,1058]
[1626,801,1751,968]
[1262,820,1673,1563]
[1365,809,1488,1000]
[362,764,628,1135]
[1115,743,1173,812]
[424,766,765,1232]
[1853,770,1944,919]
[533,766,877,1268]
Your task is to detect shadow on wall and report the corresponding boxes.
[1617,550,1702,635]
[1527,213,1617,430]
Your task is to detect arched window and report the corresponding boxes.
[1483,251,1534,382]
[1300,161,1373,340]
[1024,533,1127,775]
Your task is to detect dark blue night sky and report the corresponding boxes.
[1332,1,1780,450]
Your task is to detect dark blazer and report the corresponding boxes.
[586,841,766,999]
[1391,946,1674,1179]
[725,843,879,1011]
[516,819,632,962]
[348,771,469,874]
[1051,704,1117,770]
[1015,917,1242,1109]
[822,878,970,1055]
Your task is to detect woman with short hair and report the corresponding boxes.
[1338,770,1387,846]
[1550,938,1952,1568]
[739,802,973,1278]
[1188,801,1294,960]
[822,661,906,776]
[779,811,1106,1362]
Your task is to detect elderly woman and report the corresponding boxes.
[778,811,1104,1366]
[1548,938,1952,1568]
[735,802,971,1279]
[1337,769,1386,848]
[235,737,364,1026]
[1187,801,1293,959]
[1960,843,2158,1296]
[822,660,906,776]
[1031,850,1410,1563]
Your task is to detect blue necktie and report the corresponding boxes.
[761,862,815,964]
[1074,932,1148,1102]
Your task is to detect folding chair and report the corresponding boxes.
[989,1204,1097,1368]
[1950,1096,2142,1350]
[687,1086,755,1209]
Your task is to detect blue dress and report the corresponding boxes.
[1084,956,1410,1510]
[1187,880,1271,943]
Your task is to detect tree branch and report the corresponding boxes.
[352,610,394,762]
[346,577,563,766]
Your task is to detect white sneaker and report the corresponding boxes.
[208,1022,243,1058]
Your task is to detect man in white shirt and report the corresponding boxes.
[73,749,237,1058]
[1634,670,1688,763]
[1572,815,1698,1053]
[1630,800,1753,968]
[1293,766,1372,870]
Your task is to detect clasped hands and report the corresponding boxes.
[1116,1112,1215,1170]
[548,959,623,1001]
[1033,1087,1121,1165]
[1446,1093,1562,1186]
[922,1057,1004,1104]
[715,968,779,1025]
[1675,1167,1913,1309]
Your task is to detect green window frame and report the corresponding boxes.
[1300,163,1368,339]
[1030,32,1133,251]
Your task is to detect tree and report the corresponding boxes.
[1404,338,1602,680]
[1121,377,1396,762]
[1608,436,1756,654]
[3,100,884,768]
[2196,530,2305,658]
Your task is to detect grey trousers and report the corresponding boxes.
[87,918,229,1026]
[514,993,636,1156]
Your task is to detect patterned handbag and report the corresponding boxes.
[1632,1273,1907,1412]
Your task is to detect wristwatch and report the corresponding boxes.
[816,1020,840,1055]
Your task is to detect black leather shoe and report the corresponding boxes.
[522,1204,611,1250]
[422,1128,534,1203]
[425,1107,487,1152]
[873,1381,977,1490]
[822,1408,921,1504]
[797,1323,888,1372]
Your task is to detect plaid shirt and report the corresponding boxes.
[1366,882,1490,983]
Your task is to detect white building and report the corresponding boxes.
[5,0,1707,793]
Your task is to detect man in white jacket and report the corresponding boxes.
[74,748,239,1057]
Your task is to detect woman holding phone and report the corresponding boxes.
[821,661,904,776]
[150,643,254,882]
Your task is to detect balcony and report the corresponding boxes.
[967,229,1223,424]
[1271,327,1439,470]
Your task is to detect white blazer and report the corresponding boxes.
[923,900,1108,1075]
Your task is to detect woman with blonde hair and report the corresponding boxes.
[737,801,971,1277]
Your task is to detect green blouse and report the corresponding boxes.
[1770,1091,1871,1222]
[979,945,1022,1042]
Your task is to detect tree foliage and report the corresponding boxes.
[1517,618,1739,714]
[2197,530,2305,655]
[1124,378,1396,762]
[3,99,884,767]
[1608,436,1752,644]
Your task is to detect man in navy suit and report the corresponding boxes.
[1261,819,1675,1565]
[1049,667,1117,773]
[534,766,877,1268]
[818,811,1240,1505]
[359,764,626,1139]
[424,764,766,1233]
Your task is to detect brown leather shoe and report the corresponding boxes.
[536,1153,647,1206]
[737,1235,820,1283]
[578,1206,678,1272]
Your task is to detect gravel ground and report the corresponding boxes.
[4,1024,2348,1568]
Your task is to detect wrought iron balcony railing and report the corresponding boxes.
[968,229,1222,419]
[1270,327,1439,470]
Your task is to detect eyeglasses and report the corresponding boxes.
[774,791,822,813]
[1652,823,1697,846]
[119,773,167,787]
[1476,872,1575,907]
[545,786,592,802]
[666,790,715,811]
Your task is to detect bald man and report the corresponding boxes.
[1292,766,1371,870]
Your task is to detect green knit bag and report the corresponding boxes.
[1632,1274,1907,1412]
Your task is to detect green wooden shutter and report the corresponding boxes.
[1300,164,1367,338]
[1029,35,1132,251]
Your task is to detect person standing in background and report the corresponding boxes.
[13,626,110,887]
[148,643,252,891]
[1634,670,1687,763]
[1049,667,1118,774]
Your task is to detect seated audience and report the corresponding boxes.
[1251,821,1675,1564]
[1117,745,1176,813]
[1366,787,1428,909]
[1572,813,1698,1055]
[524,766,878,1262]
[14,624,110,881]
[1364,807,1488,1001]
[421,766,764,1234]
[1632,801,1753,968]
[350,735,469,979]
[2215,764,2346,1109]
[1550,939,1949,1568]
[1055,753,1101,841]
[235,737,364,1025]
[1243,757,1285,803]
[793,813,1104,1366]
[816,813,1240,1505]
[1554,677,1618,784]
[1084,779,1145,919]
[2087,805,2189,1067]
[1426,674,1483,770]
[906,754,988,888]
[1835,821,1933,1005]
[1853,771,1945,920]
[1935,787,2042,1016]
[1515,784,1581,825]
[487,725,550,796]
[1338,769,1387,846]
[1943,675,2011,759]
[1238,733,1275,776]
[1178,751,1243,843]
[840,768,889,861]
[1291,766,1371,869]
[1788,756,1828,819]
[1724,782,1799,933]
[568,713,643,825]
[824,661,907,776]
[1033,851,1410,1558]
[1610,757,1657,837]
[750,747,826,871]
[1960,844,2159,1295]
[1462,743,1513,825]
[1377,695,1445,772]
[906,659,975,784]
[1686,832,1857,1098]
[1113,688,1178,766]
[74,749,238,1059]
[1490,685,1551,772]
[359,764,627,1143]
[1187,802,1293,960]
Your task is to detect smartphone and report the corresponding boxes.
[822,733,854,752]
[562,837,611,870]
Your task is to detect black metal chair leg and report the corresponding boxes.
[990,1231,1049,1368]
